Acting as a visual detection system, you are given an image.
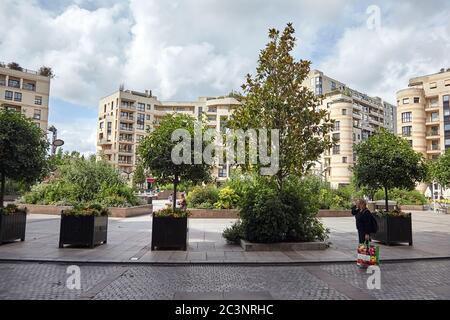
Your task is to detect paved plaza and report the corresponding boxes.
[0,260,450,300]
[0,207,450,264]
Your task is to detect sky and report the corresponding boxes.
[1,0,449,155]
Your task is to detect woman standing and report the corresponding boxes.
[355,199,376,244]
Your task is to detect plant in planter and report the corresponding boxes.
[372,209,413,246]
[0,204,27,244]
[138,113,212,251]
[59,203,109,248]
[152,208,190,250]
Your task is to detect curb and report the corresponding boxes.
[1,256,449,266]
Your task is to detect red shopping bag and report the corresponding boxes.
[357,241,379,268]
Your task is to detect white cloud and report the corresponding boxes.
[55,118,97,156]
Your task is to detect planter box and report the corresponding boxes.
[59,214,108,248]
[240,239,328,251]
[372,215,413,246]
[0,212,27,244]
[151,215,188,251]
[21,204,152,218]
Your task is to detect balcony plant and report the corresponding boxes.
[59,203,109,248]
[7,62,23,71]
[0,204,27,244]
[39,66,54,78]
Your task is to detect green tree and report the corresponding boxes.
[429,149,450,189]
[353,129,426,212]
[137,114,212,210]
[133,162,146,190]
[229,23,333,189]
[0,109,49,207]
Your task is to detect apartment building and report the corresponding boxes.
[397,68,450,159]
[0,63,51,130]
[97,88,241,180]
[304,70,397,188]
[397,68,450,197]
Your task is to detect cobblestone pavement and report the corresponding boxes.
[1,260,450,300]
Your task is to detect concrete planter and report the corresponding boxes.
[151,215,188,251]
[240,239,329,251]
[0,212,27,244]
[19,204,152,218]
[189,208,239,219]
[59,214,108,248]
[372,215,413,246]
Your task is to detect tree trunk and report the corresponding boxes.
[384,186,389,213]
[173,174,178,211]
[0,171,5,209]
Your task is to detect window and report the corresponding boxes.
[35,96,42,105]
[445,79,450,87]
[414,97,420,104]
[208,106,217,113]
[342,109,347,115]
[14,92,22,102]
[333,145,340,155]
[107,122,112,134]
[147,104,152,110]
[430,98,439,107]
[402,126,412,137]
[353,133,356,141]
[430,112,439,122]
[146,114,151,121]
[5,90,13,100]
[401,112,412,123]
[99,122,104,130]
[334,121,340,131]
[403,98,410,104]
[444,95,449,102]
[33,109,41,120]
[111,101,114,110]
[331,81,336,90]
[137,103,145,111]
[430,82,437,89]
[23,82,35,91]
[137,113,145,130]
[218,166,227,178]
[8,79,20,88]
[342,157,347,163]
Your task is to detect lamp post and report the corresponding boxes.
[48,125,64,156]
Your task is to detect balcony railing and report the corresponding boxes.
[0,79,5,86]
[121,103,136,110]
[22,83,36,91]
[119,126,134,131]
[119,137,134,143]
[120,115,134,121]
[119,149,133,154]
[118,160,133,165]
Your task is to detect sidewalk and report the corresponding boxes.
[1,211,450,264]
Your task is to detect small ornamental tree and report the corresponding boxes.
[132,162,146,190]
[229,23,333,189]
[353,129,426,212]
[0,109,49,208]
[137,114,212,210]
[429,149,450,190]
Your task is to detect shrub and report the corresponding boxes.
[214,186,240,209]
[21,156,139,207]
[0,204,27,216]
[374,188,427,205]
[237,176,329,243]
[63,203,109,217]
[223,221,245,244]
[186,185,219,209]
[154,208,190,218]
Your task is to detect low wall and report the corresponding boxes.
[19,204,153,218]
[189,209,239,219]
[317,210,352,217]
[399,205,425,211]
[156,191,183,200]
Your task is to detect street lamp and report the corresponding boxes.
[48,125,64,156]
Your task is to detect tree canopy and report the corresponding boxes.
[429,149,450,189]
[353,129,426,211]
[137,113,212,210]
[228,23,333,189]
[0,109,49,207]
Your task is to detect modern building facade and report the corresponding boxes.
[97,88,241,181]
[397,68,450,196]
[304,70,397,188]
[0,63,51,130]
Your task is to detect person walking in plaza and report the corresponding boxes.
[179,193,187,211]
[354,199,377,244]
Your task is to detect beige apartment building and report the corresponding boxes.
[304,70,397,188]
[0,63,51,130]
[97,88,241,181]
[397,68,450,196]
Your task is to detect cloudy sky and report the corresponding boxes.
[1,0,449,155]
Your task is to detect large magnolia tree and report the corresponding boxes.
[229,23,333,189]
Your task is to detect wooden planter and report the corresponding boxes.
[151,215,188,251]
[0,212,27,244]
[59,214,108,248]
[372,215,412,246]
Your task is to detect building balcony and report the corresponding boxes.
[118,160,133,166]
[97,139,112,146]
[119,137,134,143]
[426,119,440,126]
[22,83,36,91]
[118,148,133,154]
[100,149,114,155]
[0,79,5,86]
[425,106,440,111]
[119,126,134,132]
[426,132,440,139]
[120,115,134,122]
[120,103,136,111]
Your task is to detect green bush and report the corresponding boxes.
[0,204,27,216]
[154,207,190,218]
[374,188,427,205]
[223,221,245,244]
[186,185,219,209]
[214,186,240,209]
[63,203,109,217]
[235,176,329,244]
[20,156,140,207]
